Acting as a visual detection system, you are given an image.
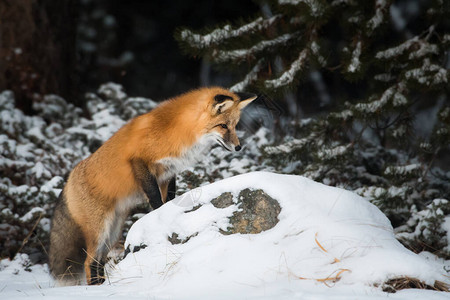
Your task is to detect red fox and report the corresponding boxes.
[49,87,257,285]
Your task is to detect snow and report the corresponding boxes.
[27,126,47,142]
[264,137,310,155]
[375,36,419,60]
[310,42,326,67]
[408,42,438,60]
[20,207,45,222]
[405,58,448,86]
[214,33,294,64]
[384,164,421,176]
[98,82,127,100]
[347,41,362,73]
[317,145,350,160]
[31,162,52,179]
[367,0,388,32]
[2,172,447,299]
[354,83,407,114]
[375,37,438,61]
[230,59,264,92]
[180,15,281,49]
[91,109,126,141]
[15,143,34,159]
[39,176,64,194]
[278,0,324,17]
[396,199,450,252]
[392,91,407,106]
[265,49,308,89]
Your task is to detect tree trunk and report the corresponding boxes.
[0,0,80,113]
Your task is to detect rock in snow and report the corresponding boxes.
[110,172,448,299]
[212,189,281,235]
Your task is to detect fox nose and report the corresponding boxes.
[235,145,241,151]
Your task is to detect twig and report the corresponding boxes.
[16,213,43,254]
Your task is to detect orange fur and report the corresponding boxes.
[49,87,257,285]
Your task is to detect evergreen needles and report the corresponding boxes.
[176,0,450,259]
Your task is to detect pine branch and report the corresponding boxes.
[354,82,407,114]
[264,49,309,90]
[375,36,438,61]
[346,41,362,73]
[230,59,265,92]
[178,15,281,51]
[366,0,390,34]
[443,34,450,45]
[404,58,448,87]
[310,41,326,67]
[278,0,326,17]
[212,33,299,64]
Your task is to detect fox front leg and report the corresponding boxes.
[130,159,163,209]
[159,176,176,203]
[167,176,176,201]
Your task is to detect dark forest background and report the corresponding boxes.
[0,0,259,112]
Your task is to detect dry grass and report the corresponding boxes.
[309,233,450,293]
[381,276,449,293]
[292,233,351,285]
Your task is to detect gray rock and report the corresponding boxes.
[222,189,281,235]
[211,192,234,208]
[131,189,282,252]
[168,232,198,245]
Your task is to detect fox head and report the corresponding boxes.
[137,87,258,158]
[206,88,258,152]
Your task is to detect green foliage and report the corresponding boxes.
[177,0,450,258]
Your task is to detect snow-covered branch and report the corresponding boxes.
[347,41,362,73]
[376,37,419,59]
[213,33,297,64]
[278,0,325,17]
[354,82,407,114]
[230,60,264,92]
[264,49,309,89]
[317,144,351,160]
[179,15,281,50]
[404,58,448,86]
[384,164,422,178]
[264,137,311,155]
[376,36,439,60]
[310,41,326,66]
[444,34,450,44]
[366,0,389,33]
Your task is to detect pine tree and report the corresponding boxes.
[177,0,450,258]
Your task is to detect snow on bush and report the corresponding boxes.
[0,84,157,262]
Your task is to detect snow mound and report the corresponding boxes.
[110,172,448,298]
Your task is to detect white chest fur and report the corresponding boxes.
[157,133,217,182]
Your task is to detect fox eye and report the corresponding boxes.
[219,124,228,129]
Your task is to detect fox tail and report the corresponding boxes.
[48,192,86,286]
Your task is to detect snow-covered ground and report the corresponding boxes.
[1,172,449,299]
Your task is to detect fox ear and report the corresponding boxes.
[236,92,258,110]
[212,94,234,115]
